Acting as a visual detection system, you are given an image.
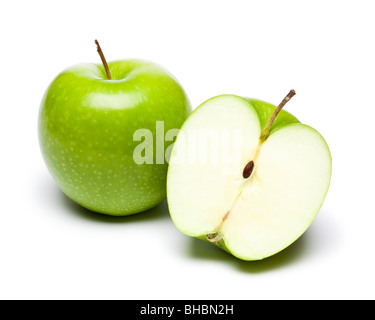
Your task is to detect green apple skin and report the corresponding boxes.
[244,98,299,133]
[39,59,191,216]
[167,95,332,260]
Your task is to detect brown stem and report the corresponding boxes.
[95,39,112,80]
[260,89,296,141]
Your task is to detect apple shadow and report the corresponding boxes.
[186,207,339,273]
[37,174,337,272]
[36,173,170,223]
[187,231,310,273]
[58,190,170,223]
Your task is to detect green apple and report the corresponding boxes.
[39,41,191,216]
[167,91,332,260]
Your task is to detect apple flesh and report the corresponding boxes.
[39,59,191,216]
[167,95,331,260]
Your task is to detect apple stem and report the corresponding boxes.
[260,89,296,141]
[95,39,112,80]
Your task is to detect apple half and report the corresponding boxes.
[167,92,332,260]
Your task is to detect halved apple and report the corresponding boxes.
[167,91,332,261]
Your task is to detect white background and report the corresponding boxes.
[1,0,374,300]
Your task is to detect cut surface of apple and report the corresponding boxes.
[167,94,331,261]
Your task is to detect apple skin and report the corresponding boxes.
[39,59,191,216]
[244,98,299,133]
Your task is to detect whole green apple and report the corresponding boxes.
[39,43,191,216]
